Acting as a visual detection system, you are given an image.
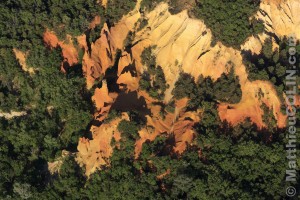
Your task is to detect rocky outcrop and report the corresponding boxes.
[82,5,141,88]
[257,0,300,40]
[135,98,202,157]
[134,4,212,102]
[43,30,79,72]
[74,0,299,175]
[92,80,117,121]
[242,0,300,54]
[133,3,286,129]
[76,114,127,176]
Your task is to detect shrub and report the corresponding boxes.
[118,120,139,139]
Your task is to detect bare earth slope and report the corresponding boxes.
[40,0,299,176]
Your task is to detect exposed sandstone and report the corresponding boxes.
[82,5,141,88]
[76,113,128,176]
[257,0,300,40]
[75,0,299,176]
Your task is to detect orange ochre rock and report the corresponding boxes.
[76,114,128,177]
[135,98,202,157]
[92,80,118,121]
[82,9,140,88]
[218,80,287,129]
[75,0,299,176]
[43,29,79,72]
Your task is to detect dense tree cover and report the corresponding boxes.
[0,0,137,50]
[141,0,195,15]
[136,18,149,32]
[192,0,264,48]
[43,157,86,200]
[106,0,137,25]
[140,0,165,12]
[172,67,242,109]
[139,47,168,100]
[261,103,277,130]
[172,73,197,100]
[0,0,105,49]
[189,121,290,199]
[0,45,93,198]
[165,100,175,113]
[30,115,293,199]
[103,109,120,123]
[168,0,196,15]
[118,120,140,140]
[141,46,157,70]
[132,113,293,199]
[212,66,242,103]
[0,49,32,112]
[170,70,241,133]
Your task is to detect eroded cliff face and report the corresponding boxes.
[224,0,300,129]
[77,114,125,175]
[242,0,300,54]
[258,0,300,39]
[41,0,299,176]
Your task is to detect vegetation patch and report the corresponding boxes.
[139,47,168,100]
[172,68,242,109]
[243,37,300,103]
[192,0,263,48]
[105,0,137,25]
[140,0,165,12]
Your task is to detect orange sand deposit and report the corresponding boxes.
[75,0,299,175]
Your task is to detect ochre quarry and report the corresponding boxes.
[40,0,299,176]
[242,0,300,54]
[218,0,300,128]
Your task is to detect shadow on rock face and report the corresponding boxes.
[110,91,151,124]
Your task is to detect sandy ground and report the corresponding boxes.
[13,49,35,74]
